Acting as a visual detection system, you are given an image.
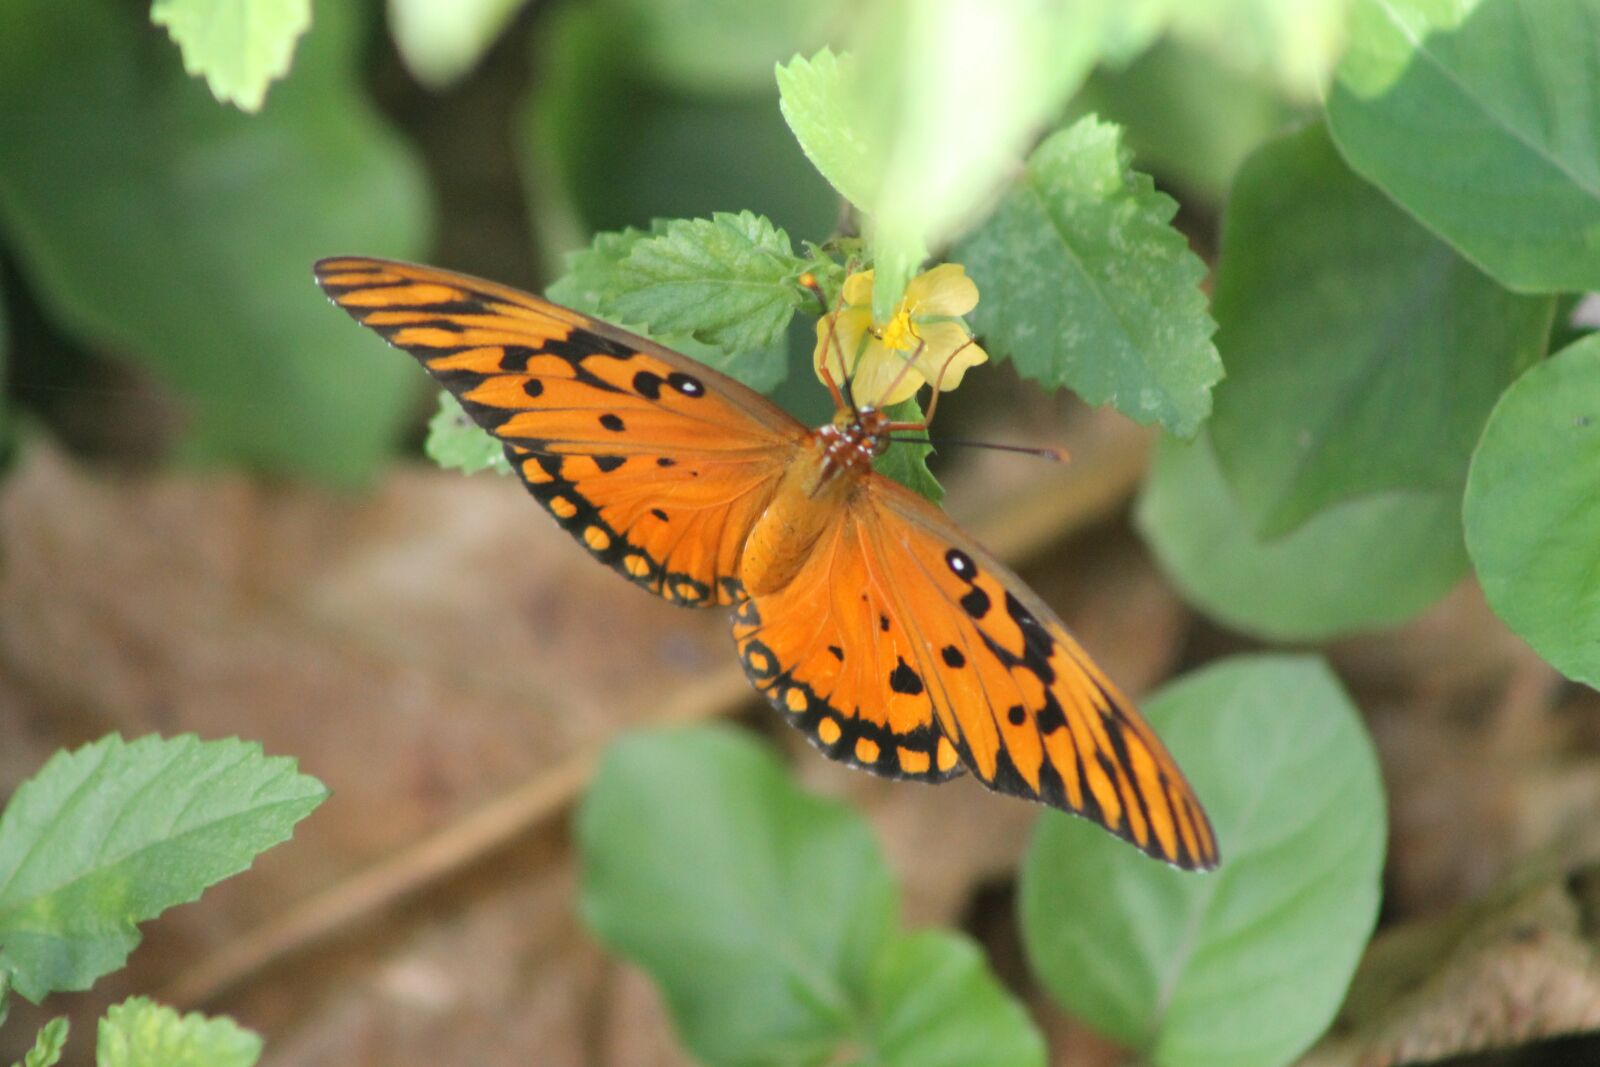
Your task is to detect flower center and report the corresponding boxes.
[879,306,919,353]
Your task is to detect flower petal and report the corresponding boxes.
[855,341,925,407]
[904,262,978,316]
[813,307,873,386]
[909,321,988,391]
[841,269,876,309]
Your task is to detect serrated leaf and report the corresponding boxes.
[1021,655,1387,1067]
[875,397,942,504]
[0,735,326,1001]
[424,392,510,477]
[1209,123,1552,536]
[606,211,804,356]
[956,115,1220,436]
[866,931,1044,1067]
[1136,431,1467,640]
[387,0,528,89]
[579,726,896,1066]
[1465,334,1600,688]
[11,1017,68,1067]
[97,998,260,1067]
[0,0,431,483]
[775,48,877,213]
[545,225,661,314]
[150,0,310,112]
[1328,0,1600,293]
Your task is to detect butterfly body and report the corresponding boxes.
[315,256,1220,871]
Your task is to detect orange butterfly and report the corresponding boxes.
[315,257,1219,870]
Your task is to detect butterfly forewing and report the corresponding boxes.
[314,257,802,606]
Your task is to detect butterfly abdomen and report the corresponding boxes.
[738,438,860,597]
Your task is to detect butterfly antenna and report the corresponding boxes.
[886,437,1070,463]
[800,270,859,416]
[882,336,978,432]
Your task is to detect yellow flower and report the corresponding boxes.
[812,263,989,407]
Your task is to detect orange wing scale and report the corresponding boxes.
[315,257,802,606]
[317,256,1219,871]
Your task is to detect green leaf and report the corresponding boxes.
[387,0,529,89]
[11,1017,69,1067]
[1135,431,1468,640]
[150,0,310,112]
[578,726,896,1066]
[1209,123,1552,536]
[0,0,431,484]
[866,931,1044,1067]
[1328,0,1600,293]
[956,116,1220,436]
[97,998,260,1067]
[1165,0,1353,100]
[775,48,877,215]
[544,225,659,314]
[875,397,943,504]
[1068,37,1306,204]
[424,392,511,477]
[606,212,804,356]
[1021,655,1386,1067]
[0,735,326,1001]
[1465,334,1600,687]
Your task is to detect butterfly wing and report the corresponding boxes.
[734,471,1219,870]
[315,257,805,606]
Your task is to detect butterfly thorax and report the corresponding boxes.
[737,408,888,597]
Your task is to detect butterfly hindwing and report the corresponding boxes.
[315,257,803,606]
[866,476,1219,870]
[731,512,966,784]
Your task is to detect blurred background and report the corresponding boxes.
[2,1,1598,1064]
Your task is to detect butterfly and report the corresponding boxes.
[314,256,1219,870]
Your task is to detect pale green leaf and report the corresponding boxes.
[1210,122,1552,536]
[1021,656,1386,1067]
[1465,334,1600,687]
[1329,0,1600,293]
[387,0,528,89]
[957,116,1220,436]
[97,998,260,1067]
[12,1017,68,1067]
[0,735,326,1001]
[1166,0,1353,100]
[150,0,311,112]
[1136,431,1468,640]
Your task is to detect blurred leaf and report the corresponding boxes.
[1328,0,1600,293]
[0,735,326,1001]
[775,48,876,213]
[956,116,1220,436]
[387,0,528,89]
[522,3,837,274]
[1209,123,1552,537]
[607,212,804,355]
[1165,0,1352,100]
[424,392,510,477]
[1464,334,1600,688]
[865,931,1044,1067]
[1135,431,1467,640]
[97,998,260,1067]
[578,726,896,1067]
[875,397,942,504]
[149,0,310,112]
[1070,38,1304,203]
[545,224,659,313]
[10,1017,68,1067]
[1021,655,1386,1067]
[609,0,847,94]
[779,0,1125,320]
[0,0,432,483]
